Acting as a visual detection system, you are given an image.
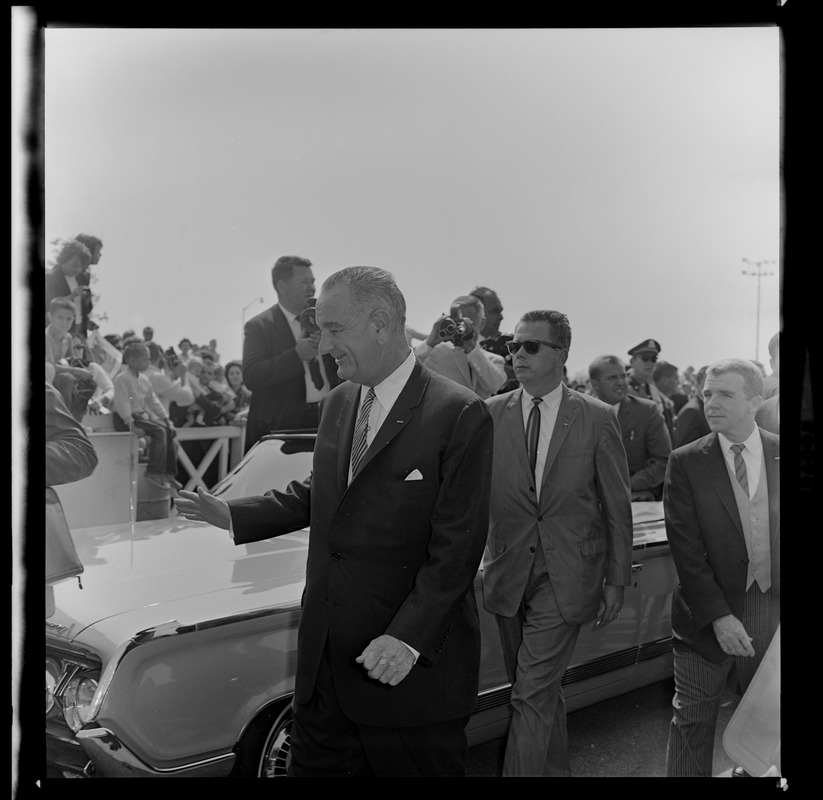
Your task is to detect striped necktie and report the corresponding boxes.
[730,443,749,496]
[526,397,542,478]
[350,388,376,479]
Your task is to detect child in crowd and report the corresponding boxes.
[112,342,181,490]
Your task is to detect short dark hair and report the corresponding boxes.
[75,234,103,256]
[321,266,407,330]
[272,255,312,288]
[470,286,498,302]
[518,310,572,350]
[653,360,679,382]
[588,354,624,381]
[767,332,780,358]
[179,337,192,348]
[48,297,75,315]
[55,239,92,268]
[123,341,149,363]
[706,359,764,399]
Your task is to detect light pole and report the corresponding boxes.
[242,296,265,327]
[741,258,775,362]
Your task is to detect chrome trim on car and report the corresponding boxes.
[76,725,236,777]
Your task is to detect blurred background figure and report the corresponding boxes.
[654,361,689,415]
[674,365,711,448]
[224,360,251,423]
[471,285,518,394]
[145,342,195,424]
[74,233,103,338]
[626,338,676,442]
[761,332,780,400]
[44,239,93,336]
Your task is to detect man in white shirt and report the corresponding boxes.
[664,358,779,777]
[414,295,507,399]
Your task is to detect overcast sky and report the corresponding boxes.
[41,26,780,378]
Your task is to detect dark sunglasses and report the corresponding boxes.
[638,354,658,363]
[506,339,565,355]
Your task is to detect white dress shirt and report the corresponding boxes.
[348,348,416,484]
[520,384,563,500]
[718,426,763,499]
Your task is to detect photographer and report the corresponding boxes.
[414,295,507,399]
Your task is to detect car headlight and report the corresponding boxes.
[62,673,100,732]
[46,657,61,717]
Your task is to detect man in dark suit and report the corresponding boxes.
[242,255,342,453]
[589,354,672,501]
[664,358,779,777]
[674,365,711,447]
[175,266,493,776]
[482,311,633,777]
[626,338,676,441]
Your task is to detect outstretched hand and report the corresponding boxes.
[173,487,232,530]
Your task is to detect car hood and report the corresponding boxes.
[47,515,309,658]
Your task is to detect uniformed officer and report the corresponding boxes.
[626,338,676,440]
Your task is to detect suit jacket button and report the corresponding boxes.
[529,546,536,553]
[332,552,341,560]
[537,515,543,521]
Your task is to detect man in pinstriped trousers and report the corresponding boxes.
[663,359,779,777]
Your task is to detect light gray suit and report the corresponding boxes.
[482,384,633,775]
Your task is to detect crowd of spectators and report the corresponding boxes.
[44,241,779,493]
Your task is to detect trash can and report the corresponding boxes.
[136,464,172,520]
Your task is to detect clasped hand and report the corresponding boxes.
[355,634,415,686]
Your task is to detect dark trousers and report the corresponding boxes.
[666,584,778,777]
[113,413,177,477]
[287,641,470,777]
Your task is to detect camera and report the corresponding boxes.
[164,347,179,368]
[437,304,474,348]
[299,297,320,335]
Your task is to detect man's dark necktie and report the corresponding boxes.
[526,397,543,478]
[308,358,324,390]
[350,388,376,479]
[730,442,749,496]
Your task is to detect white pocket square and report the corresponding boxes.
[404,469,423,481]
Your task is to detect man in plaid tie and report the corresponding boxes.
[175,266,493,777]
[664,358,780,777]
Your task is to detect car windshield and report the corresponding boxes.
[211,433,316,501]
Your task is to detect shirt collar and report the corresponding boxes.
[361,348,416,411]
[719,426,762,458]
[521,382,563,411]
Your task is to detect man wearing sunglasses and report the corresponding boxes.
[627,338,676,441]
[482,310,633,777]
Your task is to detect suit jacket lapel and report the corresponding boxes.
[541,385,577,489]
[699,433,744,537]
[762,432,780,539]
[352,362,428,481]
[502,389,532,478]
[273,304,296,345]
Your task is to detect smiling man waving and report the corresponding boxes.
[175,266,493,777]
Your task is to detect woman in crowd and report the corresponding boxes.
[224,361,251,417]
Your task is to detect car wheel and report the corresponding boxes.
[231,700,293,777]
[257,704,293,777]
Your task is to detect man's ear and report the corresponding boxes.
[370,310,392,343]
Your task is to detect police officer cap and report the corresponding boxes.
[628,338,661,357]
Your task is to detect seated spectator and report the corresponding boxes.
[414,295,507,399]
[142,326,155,344]
[145,342,195,422]
[46,298,97,420]
[674,365,711,447]
[589,354,672,501]
[178,337,201,368]
[104,333,123,351]
[208,338,221,363]
[653,361,689,415]
[111,342,181,490]
[45,239,93,335]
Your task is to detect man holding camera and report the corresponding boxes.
[242,255,342,453]
[414,295,507,399]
